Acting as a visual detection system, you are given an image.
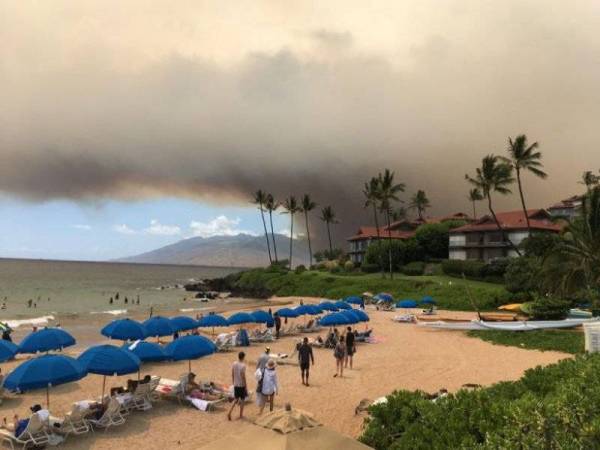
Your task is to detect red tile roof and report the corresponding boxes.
[347,226,415,241]
[450,209,562,233]
[547,195,584,210]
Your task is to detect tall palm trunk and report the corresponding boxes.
[386,210,393,279]
[372,204,385,278]
[289,214,294,268]
[418,207,423,220]
[515,168,531,234]
[268,211,278,262]
[487,194,521,256]
[304,211,313,267]
[260,207,272,264]
[472,200,477,220]
[326,221,333,254]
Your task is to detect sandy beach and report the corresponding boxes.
[0,297,568,449]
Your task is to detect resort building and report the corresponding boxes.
[547,195,584,220]
[448,209,561,261]
[348,212,471,264]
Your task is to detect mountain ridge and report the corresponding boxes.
[116,233,311,267]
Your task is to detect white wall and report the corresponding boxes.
[508,231,529,246]
[449,249,467,260]
[449,234,466,247]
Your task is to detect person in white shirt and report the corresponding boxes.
[259,359,279,414]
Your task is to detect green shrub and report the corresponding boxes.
[401,261,425,275]
[330,265,343,274]
[294,265,307,274]
[504,257,541,295]
[361,263,379,273]
[364,239,424,270]
[441,259,486,278]
[529,296,571,320]
[481,258,510,280]
[360,354,600,449]
[343,260,355,272]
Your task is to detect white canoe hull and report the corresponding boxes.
[418,318,598,331]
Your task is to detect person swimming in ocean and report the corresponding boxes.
[109,297,113,304]
[124,297,128,304]
[115,292,120,300]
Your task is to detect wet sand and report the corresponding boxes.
[0,297,568,449]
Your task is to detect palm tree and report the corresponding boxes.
[320,206,337,255]
[466,155,521,256]
[282,196,300,268]
[391,207,408,222]
[265,194,279,263]
[363,177,385,277]
[378,169,405,278]
[503,134,547,234]
[408,190,431,220]
[579,171,599,193]
[543,187,600,295]
[252,189,272,264]
[301,194,317,267]
[468,188,483,220]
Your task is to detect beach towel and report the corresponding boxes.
[187,397,210,411]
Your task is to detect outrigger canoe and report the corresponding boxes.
[418,318,598,331]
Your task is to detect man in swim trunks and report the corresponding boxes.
[297,337,315,386]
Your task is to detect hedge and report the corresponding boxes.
[360,354,600,449]
[401,261,426,276]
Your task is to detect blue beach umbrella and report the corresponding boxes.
[344,296,363,305]
[305,304,323,315]
[170,316,199,332]
[227,312,255,326]
[421,296,436,305]
[19,328,76,354]
[396,300,418,308]
[251,310,274,326]
[4,354,86,407]
[353,309,370,322]
[333,301,352,310]
[78,344,141,398]
[319,312,351,327]
[197,314,229,328]
[0,340,18,362]
[293,305,313,316]
[165,335,216,372]
[340,310,360,324]
[375,293,394,302]
[143,316,176,337]
[275,308,299,318]
[319,301,339,312]
[123,340,167,362]
[101,318,147,341]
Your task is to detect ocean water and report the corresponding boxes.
[0,258,241,326]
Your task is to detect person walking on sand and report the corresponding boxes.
[228,352,247,421]
[333,335,346,378]
[259,359,279,414]
[274,313,281,339]
[298,337,315,386]
[345,327,356,369]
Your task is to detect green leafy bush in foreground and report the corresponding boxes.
[360,354,600,449]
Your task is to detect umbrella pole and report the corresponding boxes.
[188,360,191,373]
[102,375,106,400]
[138,370,140,381]
[46,385,50,408]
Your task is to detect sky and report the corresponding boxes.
[1,0,600,260]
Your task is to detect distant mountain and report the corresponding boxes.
[115,233,311,268]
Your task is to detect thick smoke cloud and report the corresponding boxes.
[1,1,600,241]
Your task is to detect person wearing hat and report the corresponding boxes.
[256,347,270,372]
[259,359,279,414]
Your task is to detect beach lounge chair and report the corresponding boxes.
[355,329,373,343]
[184,381,228,412]
[214,333,235,352]
[156,373,189,404]
[123,382,152,411]
[86,398,126,431]
[0,413,51,450]
[49,403,91,437]
[249,329,274,343]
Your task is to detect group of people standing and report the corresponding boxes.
[333,326,356,378]
[227,350,280,421]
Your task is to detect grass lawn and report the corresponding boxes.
[229,269,512,311]
[468,329,585,354]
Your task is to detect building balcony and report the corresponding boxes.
[449,241,510,248]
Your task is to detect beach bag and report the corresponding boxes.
[256,369,265,393]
